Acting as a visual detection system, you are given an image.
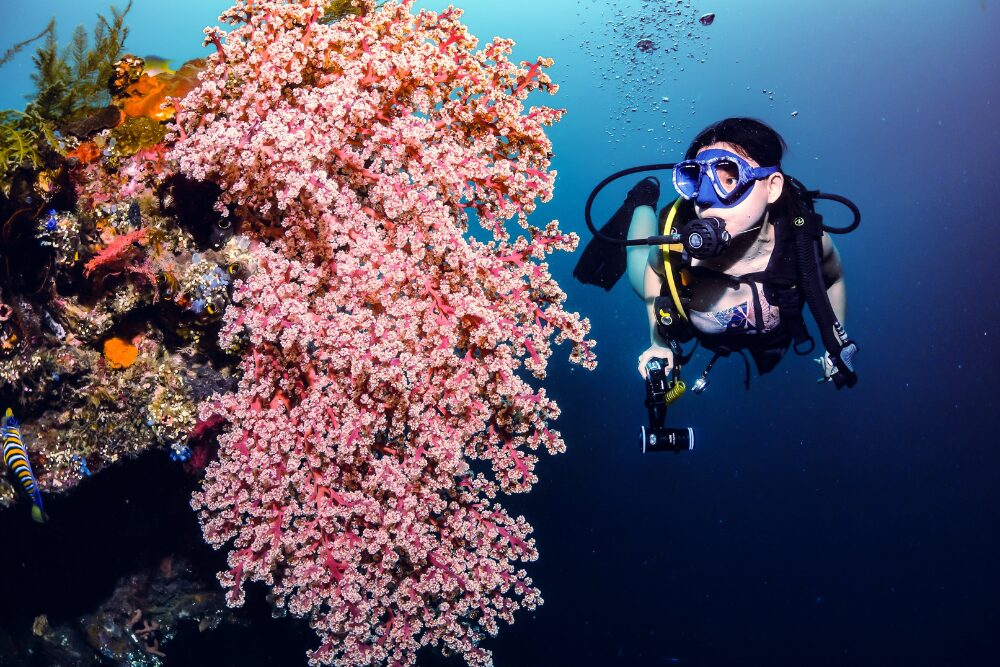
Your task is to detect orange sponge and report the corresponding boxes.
[103,336,139,369]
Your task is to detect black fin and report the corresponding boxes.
[574,177,660,290]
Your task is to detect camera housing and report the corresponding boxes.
[641,358,695,453]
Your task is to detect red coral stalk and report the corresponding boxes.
[83,229,147,278]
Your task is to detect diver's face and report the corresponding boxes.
[694,142,784,236]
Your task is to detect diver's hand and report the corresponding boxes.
[815,343,859,388]
[815,352,836,383]
[638,344,674,380]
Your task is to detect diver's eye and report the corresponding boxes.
[714,160,741,194]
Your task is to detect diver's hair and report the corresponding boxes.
[678,117,811,222]
[683,117,787,167]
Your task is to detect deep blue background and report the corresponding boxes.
[1,1,998,665]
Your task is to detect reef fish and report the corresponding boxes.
[2,409,47,523]
[141,55,175,77]
[699,13,716,26]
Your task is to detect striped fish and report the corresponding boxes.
[2,408,46,523]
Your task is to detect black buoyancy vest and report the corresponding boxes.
[658,209,819,376]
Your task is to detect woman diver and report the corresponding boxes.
[575,117,859,442]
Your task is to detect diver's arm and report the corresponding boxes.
[821,235,846,324]
[637,259,674,379]
[644,260,668,346]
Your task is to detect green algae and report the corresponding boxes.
[26,1,132,128]
[0,3,133,193]
[0,19,56,70]
[0,110,46,195]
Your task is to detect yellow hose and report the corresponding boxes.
[664,380,686,406]
[661,199,688,321]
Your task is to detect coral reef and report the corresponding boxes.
[0,5,249,503]
[1,1,595,666]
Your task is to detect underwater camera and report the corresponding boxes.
[640,358,694,453]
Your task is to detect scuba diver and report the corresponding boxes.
[574,118,859,452]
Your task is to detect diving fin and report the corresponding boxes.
[574,176,660,290]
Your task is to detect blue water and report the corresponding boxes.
[1,0,998,665]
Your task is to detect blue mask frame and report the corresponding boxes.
[672,149,779,208]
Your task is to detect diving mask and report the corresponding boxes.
[672,149,778,208]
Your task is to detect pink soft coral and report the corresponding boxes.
[168,2,595,666]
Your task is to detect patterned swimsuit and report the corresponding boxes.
[687,277,781,335]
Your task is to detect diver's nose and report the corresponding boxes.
[694,173,718,209]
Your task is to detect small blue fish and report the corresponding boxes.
[2,408,47,523]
